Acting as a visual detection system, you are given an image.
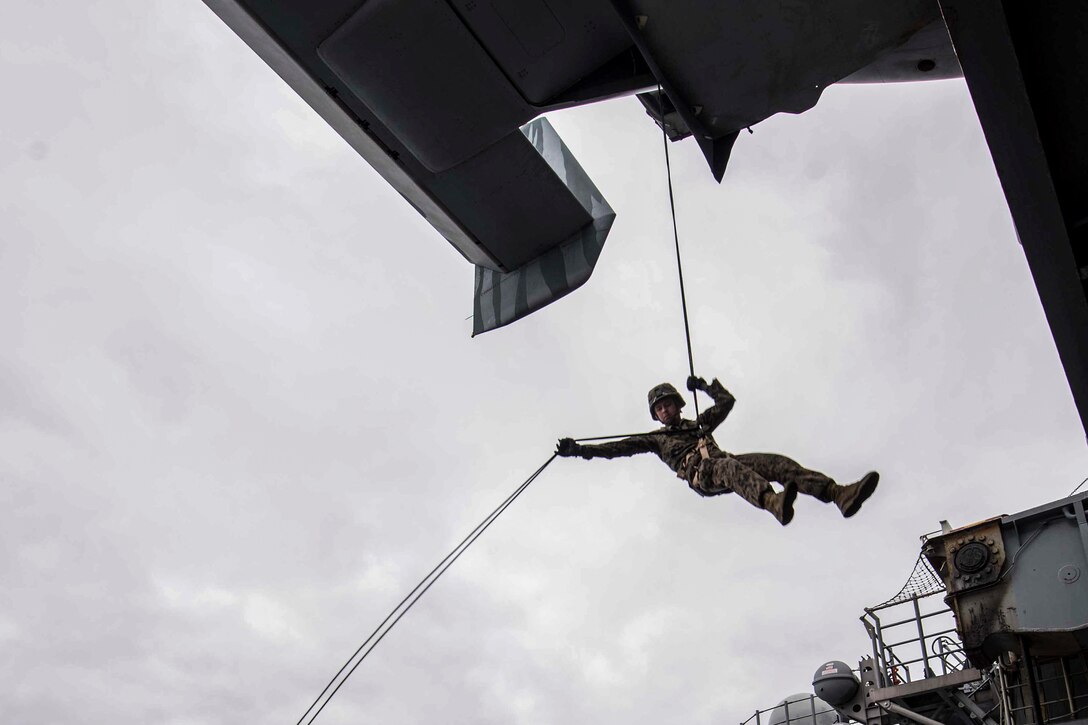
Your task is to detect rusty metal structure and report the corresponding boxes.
[744,492,1088,725]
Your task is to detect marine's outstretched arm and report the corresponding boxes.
[555,435,658,460]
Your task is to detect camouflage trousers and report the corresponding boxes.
[689,453,836,510]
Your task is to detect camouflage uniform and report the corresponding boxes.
[573,379,839,511]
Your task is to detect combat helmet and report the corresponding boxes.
[647,382,685,421]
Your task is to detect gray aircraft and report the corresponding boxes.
[200,1,957,332]
[202,1,1088,435]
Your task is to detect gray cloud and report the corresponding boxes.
[3,2,1086,724]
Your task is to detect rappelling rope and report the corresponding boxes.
[296,453,557,725]
[658,85,700,419]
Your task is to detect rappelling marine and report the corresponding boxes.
[556,376,879,525]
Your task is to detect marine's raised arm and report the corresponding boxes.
[692,376,736,432]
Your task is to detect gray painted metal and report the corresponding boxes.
[813,660,860,707]
[925,493,1088,668]
[795,495,1088,725]
[767,694,839,725]
[937,0,1088,436]
[201,0,961,334]
[199,0,487,266]
[949,689,995,725]
[841,18,961,83]
[319,0,534,173]
[878,699,950,725]
[868,668,983,703]
[615,0,948,134]
[448,0,633,106]
[428,131,596,271]
[472,119,615,335]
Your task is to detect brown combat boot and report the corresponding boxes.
[762,483,797,526]
[828,472,879,518]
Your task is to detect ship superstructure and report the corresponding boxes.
[745,493,1088,725]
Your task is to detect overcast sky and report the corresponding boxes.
[4,2,1087,724]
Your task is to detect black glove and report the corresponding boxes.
[556,438,579,457]
[686,375,708,392]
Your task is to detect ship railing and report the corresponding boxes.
[739,692,843,725]
[935,635,969,674]
[861,591,964,686]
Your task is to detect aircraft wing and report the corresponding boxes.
[202,0,629,334]
[473,119,614,335]
[200,0,957,333]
